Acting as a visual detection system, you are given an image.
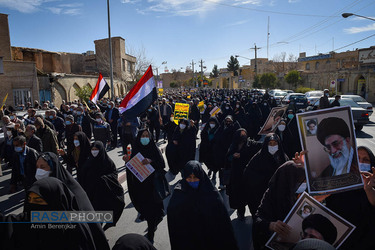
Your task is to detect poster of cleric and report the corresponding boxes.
[266,192,355,250]
[258,106,287,135]
[296,106,362,194]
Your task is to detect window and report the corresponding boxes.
[315,62,320,70]
[0,57,3,74]
[122,59,126,71]
[13,89,32,107]
[305,63,310,70]
[127,61,133,73]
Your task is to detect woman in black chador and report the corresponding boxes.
[124,128,167,243]
[167,160,238,250]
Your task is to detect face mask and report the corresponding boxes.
[236,105,240,108]
[325,93,329,97]
[170,117,174,122]
[180,124,186,130]
[264,103,267,106]
[288,114,294,119]
[278,125,286,132]
[268,145,279,155]
[14,146,23,153]
[225,107,229,110]
[73,140,80,147]
[96,118,102,123]
[35,168,51,181]
[65,121,71,125]
[6,131,12,137]
[188,181,199,189]
[359,163,371,172]
[209,123,215,129]
[10,116,14,120]
[49,115,54,119]
[148,109,152,112]
[108,105,112,109]
[91,150,99,157]
[140,137,150,146]
[77,111,82,116]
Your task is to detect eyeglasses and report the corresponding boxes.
[323,138,344,153]
[300,231,320,239]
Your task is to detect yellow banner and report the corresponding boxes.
[158,88,163,96]
[198,101,205,113]
[173,103,190,125]
[210,106,221,117]
[1,93,8,110]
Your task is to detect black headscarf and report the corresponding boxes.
[358,146,375,170]
[112,234,156,250]
[35,152,110,250]
[259,133,288,166]
[74,131,91,162]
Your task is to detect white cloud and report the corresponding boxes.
[63,8,80,15]
[223,19,249,27]
[58,3,83,8]
[233,0,261,6]
[47,7,62,14]
[288,0,300,3]
[344,23,375,34]
[0,0,45,13]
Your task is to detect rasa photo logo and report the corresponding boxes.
[31,211,113,223]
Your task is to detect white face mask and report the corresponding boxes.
[73,140,80,147]
[236,105,240,108]
[180,124,186,130]
[209,123,215,129]
[96,118,102,123]
[268,145,279,155]
[35,168,51,181]
[359,163,371,172]
[277,125,286,132]
[170,117,174,122]
[91,150,99,157]
[6,131,12,137]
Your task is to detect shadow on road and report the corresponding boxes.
[355,130,373,139]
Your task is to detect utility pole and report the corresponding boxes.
[267,16,270,60]
[191,60,195,87]
[200,59,204,87]
[107,0,114,99]
[250,43,261,78]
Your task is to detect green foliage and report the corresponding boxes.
[210,65,219,78]
[252,75,261,88]
[260,73,278,88]
[284,70,302,89]
[295,86,315,93]
[170,82,178,88]
[74,85,93,103]
[227,56,240,76]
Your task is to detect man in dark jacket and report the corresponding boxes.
[35,117,59,154]
[319,89,330,109]
[75,106,92,140]
[104,101,120,148]
[9,135,39,193]
[49,109,65,148]
[25,124,43,153]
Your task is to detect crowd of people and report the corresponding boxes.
[0,87,374,249]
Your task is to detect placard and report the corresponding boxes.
[173,102,190,125]
[125,152,155,182]
[258,106,287,135]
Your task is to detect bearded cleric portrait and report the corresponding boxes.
[296,106,362,194]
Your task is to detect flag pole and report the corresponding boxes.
[152,66,162,124]
[107,0,114,100]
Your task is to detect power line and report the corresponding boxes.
[203,0,336,17]
[332,33,375,52]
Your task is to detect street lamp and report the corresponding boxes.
[342,13,375,21]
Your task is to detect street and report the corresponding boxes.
[1,113,375,249]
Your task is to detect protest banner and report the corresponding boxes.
[296,106,362,194]
[173,102,190,125]
[158,88,163,96]
[125,152,155,182]
[258,106,287,135]
[209,106,221,117]
[1,93,8,110]
[266,192,355,250]
[198,101,205,113]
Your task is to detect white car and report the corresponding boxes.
[341,95,373,116]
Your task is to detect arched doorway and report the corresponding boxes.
[357,75,366,98]
[69,83,81,102]
[53,81,67,108]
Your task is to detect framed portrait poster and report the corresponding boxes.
[259,106,288,135]
[296,106,363,194]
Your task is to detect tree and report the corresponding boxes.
[252,75,261,88]
[126,45,153,84]
[285,70,302,89]
[260,73,278,88]
[75,85,93,103]
[210,65,219,78]
[227,56,239,76]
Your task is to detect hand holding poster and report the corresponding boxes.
[209,106,221,117]
[258,106,287,135]
[266,192,355,250]
[296,106,362,194]
[125,152,155,182]
[173,102,190,125]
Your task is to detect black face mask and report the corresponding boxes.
[240,135,247,142]
[24,202,49,213]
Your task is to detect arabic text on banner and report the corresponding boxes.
[125,152,155,182]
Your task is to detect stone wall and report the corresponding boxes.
[0,14,11,61]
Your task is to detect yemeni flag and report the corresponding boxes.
[119,65,157,117]
[90,73,110,103]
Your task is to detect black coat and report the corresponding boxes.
[127,129,166,223]
[253,161,305,250]
[242,133,289,216]
[51,116,65,140]
[75,113,92,140]
[199,117,221,171]
[167,161,238,250]
[26,134,43,153]
[226,131,261,209]
[10,146,38,188]
[80,141,125,228]
[172,124,197,173]
[104,107,120,128]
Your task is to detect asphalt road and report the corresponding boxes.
[1,113,374,249]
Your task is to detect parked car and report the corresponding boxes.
[281,93,308,110]
[308,98,369,131]
[341,95,373,116]
[284,90,294,94]
[271,91,288,105]
[305,91,324,105]
[268,89,282,96]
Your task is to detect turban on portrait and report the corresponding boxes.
[316,117,350,145]
[302,214,337,244]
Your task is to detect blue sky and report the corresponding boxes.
[1,0,374,74]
